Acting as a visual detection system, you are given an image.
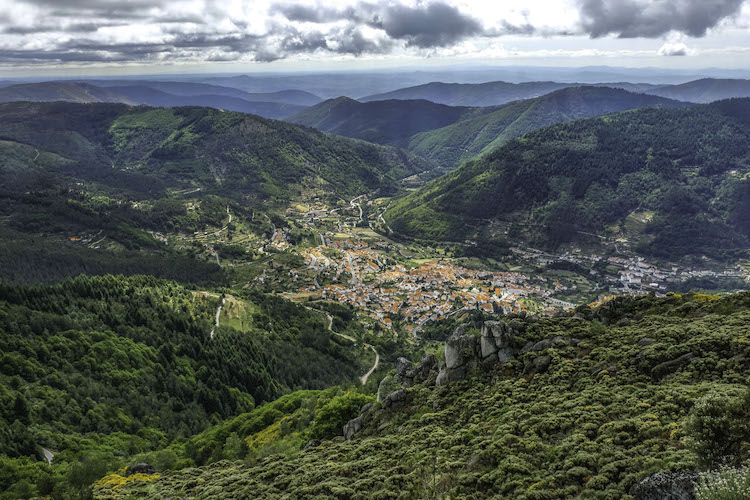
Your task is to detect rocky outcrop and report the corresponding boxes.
[393,354,438,388]
[343,403,375,440]
[303,439,321,450]
[377,375,400,403]
[651,353,696,379]
[437,320,524,386]
[382,388,408,410]
[125,463,155,476]
[629,471,698,500]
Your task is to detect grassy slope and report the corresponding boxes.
[97,291,750,499]
[387,99,750,257]
[287,97,493,147]
[407,86,689,170]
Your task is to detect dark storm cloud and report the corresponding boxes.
[367,2,482,47]
[272,1,484,48]
[578,0,746,38]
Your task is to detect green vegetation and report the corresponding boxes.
[388,99,750,259]
[92,291,750,499]
[408,86,687,170]
[0,101,426,201]
[288,97,492,147]
[0,275,369,498]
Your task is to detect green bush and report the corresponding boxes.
[696,467,750,500]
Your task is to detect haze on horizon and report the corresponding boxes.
[0,0,749,78]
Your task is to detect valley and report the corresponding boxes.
[2,60,750,499]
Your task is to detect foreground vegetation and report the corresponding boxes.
[93,291,749,499]
[0,275,371,498]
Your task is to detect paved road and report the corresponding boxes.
[308,307,379,385]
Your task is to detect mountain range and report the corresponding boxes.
[0,81,322,119]
[407,86,688,170]
[361,78,750,107]
[287,96,495,147]
[386,98,750,259]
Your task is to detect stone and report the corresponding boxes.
[435,367,448,387]
[638,337,656,346]
[497,350,513,363]
[377,375,399,403]
[480,334,499,358]
[629,471,698,500]
[524,355,552,374]
[395,357,412,378]
[125,463,155,476]
[395,357,414,386]
[303,439,321,450]
[360,403,374,416]
[651,353,695,379]
[383,389,407,410]
[343,415,363,440]
[444,327,478,369]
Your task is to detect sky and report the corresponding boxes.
[1,0,749,76]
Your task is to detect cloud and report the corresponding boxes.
[0,0,748,68]
[577,0,746,38]
[365,2,482,48]
[658,40,688,56]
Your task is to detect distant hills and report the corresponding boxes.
[0,101,426,200]
[386,98,750,260]
[0,81,322,119]
[644,78,750,103]
[0,82,138,105]
[361,81,573,107]
[287,97,494,147]
[361,78,750,107]
[407,86,689,170]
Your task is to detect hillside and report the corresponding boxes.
[0,82,137,105]
[287,97,492,147]
[0,82,311,119]
[107,86,305,119]
[0,101,426,200]
[361,81,574,106]
[646,78,750,103]
[0,275,375,498]
[91,291,750,499]
[386,99,750,259]
[407,86,689,170]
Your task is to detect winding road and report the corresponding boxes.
[209,297,225,339]
[309,307,379,385]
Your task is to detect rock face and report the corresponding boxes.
[629,471,698,500]
[437,321,521,386]
[382,389,408,410]
[394,354,438,388]
[377,375,399,403]
[125,463,155,476]
[343,403,375,440]
[651,353,696,379]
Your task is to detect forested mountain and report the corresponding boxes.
[0,101,425,200]
[646,78,750,103]
[287,97,493,147]
[360,80,573,106]
[0,82,318,119]
[0,275,371,498]
[407,86,689,170]
[91,291,750,499]
[386,99,750,259]
[106,86,305,119]
[0,83,137,105]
